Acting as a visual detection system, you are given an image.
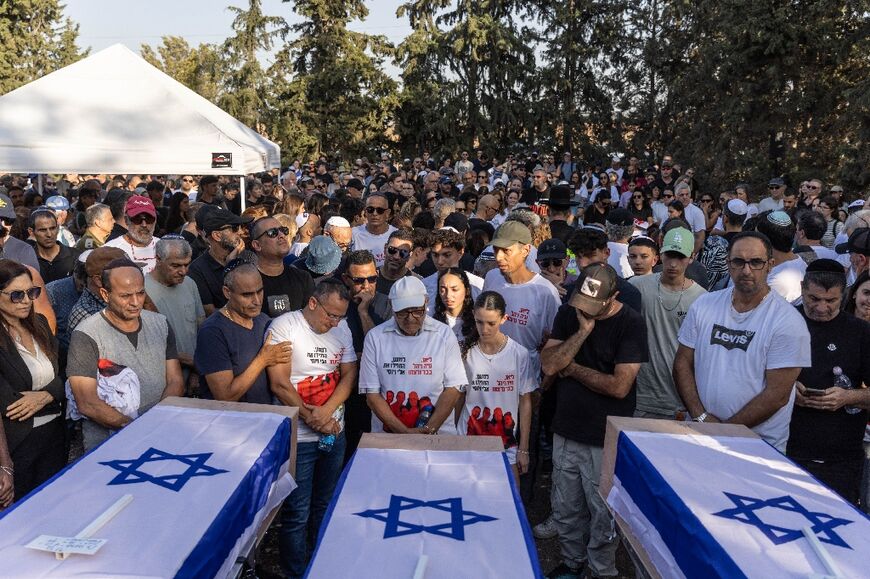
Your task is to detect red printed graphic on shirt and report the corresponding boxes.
[297,370,340,406]
[466,405,518,449]
[385,390,435,429]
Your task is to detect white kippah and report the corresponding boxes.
[325,216,350,228]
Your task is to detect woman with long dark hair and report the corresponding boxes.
[433,268,475,346]
[845,270,870,323]
[816,195,843,249]
[628,188,654,226]
[0,259,65,503]
[163,192,189,234]
[458,291,534,479]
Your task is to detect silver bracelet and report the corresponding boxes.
[0,465,13,476]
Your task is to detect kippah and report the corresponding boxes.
[805,258,846,275]
[766,210,792,227]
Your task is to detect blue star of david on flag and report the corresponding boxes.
[100,447,228,492]
[713,492,853,549]
[355,494,497,541]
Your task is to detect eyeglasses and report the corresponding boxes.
[365,206,388,215]
[129,214,156,225]
[254,225,289,240]
[807,185,820,190]
[395,307,426,320]
[386,246,411,259]
[350,275,378,285]
[728,257,768,270]
[538,259,564,268]
[316,300,347,322]
[0,286,41,303]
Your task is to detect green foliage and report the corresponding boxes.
[0,0,86,95]
[140,37,224,102]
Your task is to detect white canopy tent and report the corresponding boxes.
[0,44,280,178]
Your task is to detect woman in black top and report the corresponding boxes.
[628,189,654,226]
[0,259,65,502]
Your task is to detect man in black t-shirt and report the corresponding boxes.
[251,217,314,317]
[787,260,870,504]
[540,263,648,579]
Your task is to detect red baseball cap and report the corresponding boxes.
[125,195,156,218]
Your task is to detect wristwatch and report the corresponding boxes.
[694,412,708,423]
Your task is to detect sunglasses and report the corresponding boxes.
[1,286,41,303]
[182,178,194,183]
[350,275,378,285]
[700,198,713,203]
[365,206,388,215]
[632,195,644,200]
[255,226,289,240]
[129,214,156,225]
[218,224,242,233]
[768,185,781,190]
[386,246,411,259]
[538,259,564,268]
[0,217,15,227]
[662,193,674,198]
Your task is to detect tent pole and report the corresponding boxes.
[240,176,246,212]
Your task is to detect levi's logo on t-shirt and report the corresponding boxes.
[710,324,755,351]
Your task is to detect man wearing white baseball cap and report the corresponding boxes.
[289,212,321,257]
[359,275,468,435]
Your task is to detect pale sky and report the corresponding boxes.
[64,0,411,74]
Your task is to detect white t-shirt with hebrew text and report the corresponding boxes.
[359,316,468,434]
[268,310,357,442]
[351,225,397,268]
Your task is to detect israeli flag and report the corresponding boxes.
[307,448,541,578]
[0,405,295,578]
[607,431,870,578]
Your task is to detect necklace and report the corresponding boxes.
[657,275,688,312]
[221,306,252,329]
[478,334,508,362]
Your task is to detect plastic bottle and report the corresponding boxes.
[415,405,434,428]
[833,367,861,415]
[318,406,345,452]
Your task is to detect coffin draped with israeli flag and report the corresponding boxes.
[0,403,296,578]
[603,419,870,579]
[306,446,541,578]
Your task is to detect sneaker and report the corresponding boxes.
[546,562,583,579]
[533,515,558,539]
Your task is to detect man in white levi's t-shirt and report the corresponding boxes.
[359,276,467,435]
[674,232,811,451]
[483,221,561,377]
[266,279,358,577]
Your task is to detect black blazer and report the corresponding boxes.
[0,315,63,454]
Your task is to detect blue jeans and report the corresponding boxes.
[279,433,346,578]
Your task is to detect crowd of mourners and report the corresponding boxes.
[0,149,868,579]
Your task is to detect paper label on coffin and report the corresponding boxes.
[307,448,541,579]
[607,431,870,579]
[0,405,295,578]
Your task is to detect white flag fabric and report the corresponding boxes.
[306,448,541,578]
[607,431,870,578]
[0,405,295,578]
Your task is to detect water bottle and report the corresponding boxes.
[415,404,434,428]
[832,367,861,415]
[318,406,344,452]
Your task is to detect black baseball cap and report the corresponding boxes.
[201,207,253,234]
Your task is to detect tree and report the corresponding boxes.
[284,0,399,158]
[0,0,86,95]
[219,0,287,130]
[140,37,224,102]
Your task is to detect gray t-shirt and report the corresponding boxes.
[0,236,39,271]
[629,273,706,415]
[67,310,178,448]
[144,274,204,357]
